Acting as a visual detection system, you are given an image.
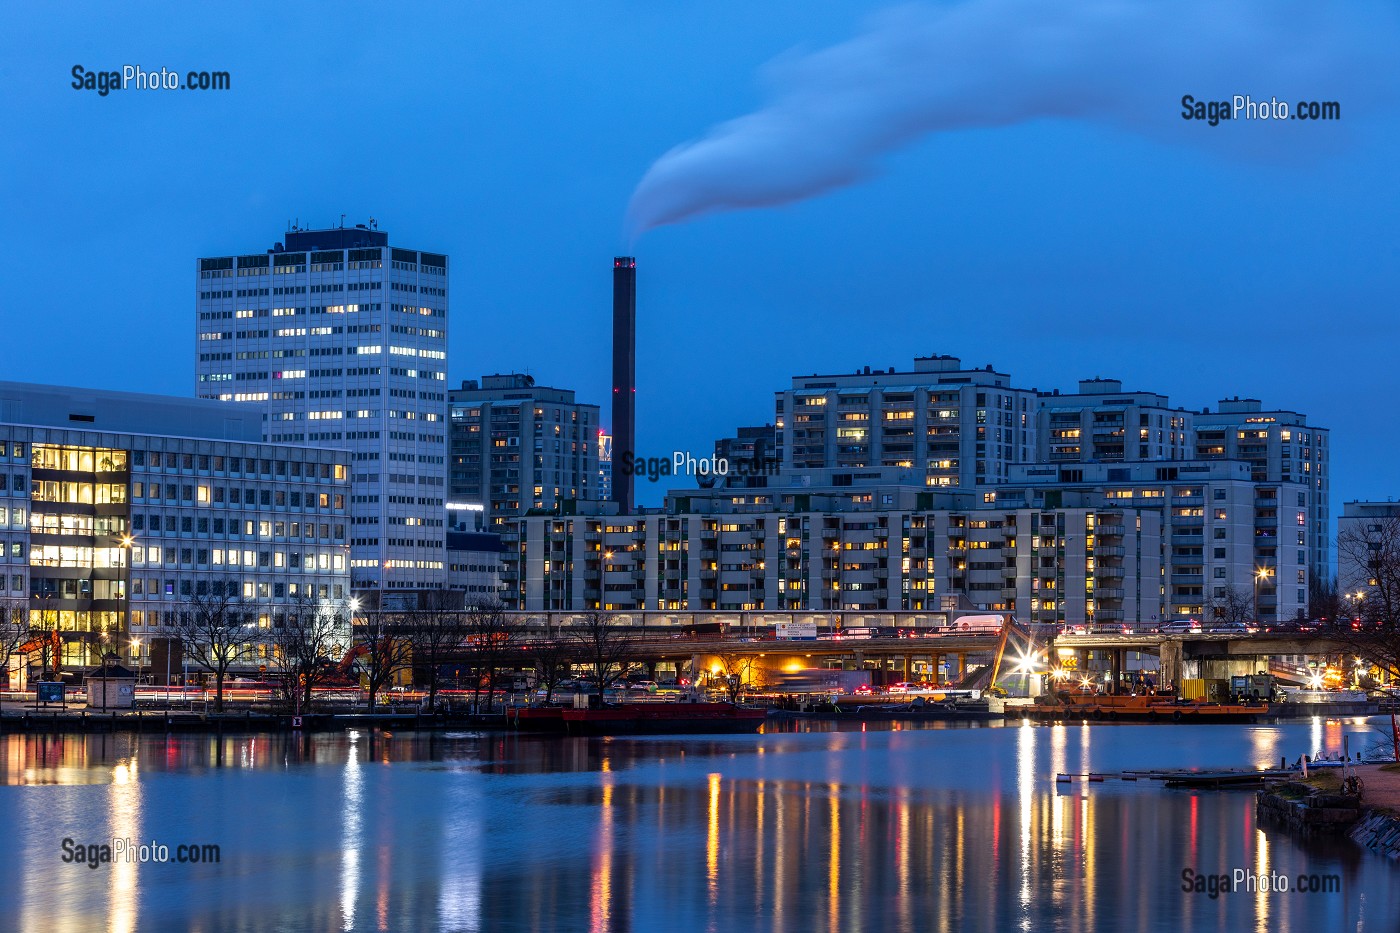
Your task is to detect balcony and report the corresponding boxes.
[1093,587,1125,600]
[1093,545,1126,558]
[1096,520,1125,537]
[1095,566,1125,579]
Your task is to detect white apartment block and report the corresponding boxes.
[195,225,448,602]
[506,475,1164,624]
[1006,461,1310,623]
[1195,398,1330,584]
[1337,500,1400,598]
[1037,379,1195,463]
[0,383,351,677]
[506,458,1308,624]
[775,356,1038,488]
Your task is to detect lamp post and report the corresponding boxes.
[1253,566,1273,626]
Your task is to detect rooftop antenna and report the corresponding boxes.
[339,214,346,228]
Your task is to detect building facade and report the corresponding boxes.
[504,458,1308,624]
[447,374,600,527]
[1035,379,1195,464]
[1196,398,1330,584]
[195,224,448,601]
[0,383,351,676]
[775,356,1038,489]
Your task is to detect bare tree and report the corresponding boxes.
[0,599,28,689]
[1211,585,1254,625]
[270,595,349,712]
[1337,517,1400,762]
[172,585,262,712]
[462,602,520,712]
[348,602,415,711]
[407,591,470,709]
[711,652,758,703]
[524,627,573,705]
[561,611,637,709]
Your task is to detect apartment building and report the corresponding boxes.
[1005,460,1309,623]
[775,355,1038,488]
[195,224,448,601]
[0,383,351,675]
[1196,397,1330,584]
[1036,378,1195,463]
[447,374,599,527]
[506,473,1164,623]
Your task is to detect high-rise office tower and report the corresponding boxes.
[195,223,449,603]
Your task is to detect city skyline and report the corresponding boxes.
[2,1,1396,513]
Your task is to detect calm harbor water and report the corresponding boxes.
[1,718,1397,932]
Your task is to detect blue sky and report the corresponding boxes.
[1,1,1397,515]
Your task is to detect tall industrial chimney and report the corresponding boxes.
[611,257,637,512]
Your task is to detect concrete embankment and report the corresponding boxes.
[1256,780,1363,836]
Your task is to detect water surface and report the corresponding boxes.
[1,718,1396,932]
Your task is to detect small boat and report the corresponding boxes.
[512,702,766,736]
[1024,689,1268,724]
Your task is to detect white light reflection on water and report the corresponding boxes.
[1017,721,1035,931]
[108,757,141,933]
[340,730,362,931]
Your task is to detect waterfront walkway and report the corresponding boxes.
[1358,764,1400,811]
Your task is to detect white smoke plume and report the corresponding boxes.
[627,0,1393,234]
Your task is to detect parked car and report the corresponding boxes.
[628,680,658,692]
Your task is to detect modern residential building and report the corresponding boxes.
[0,382,352,681]
[1337,500,1400,602]
[447,374,600,528]
[504,457,1308,623]
[505,478,1163,619]
[1005,460,1309,623]
[195,224,448,602]
[1035,379,1195,464]
[776,355,1038,489]
[1196,398,1330,584]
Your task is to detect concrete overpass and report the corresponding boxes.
[1051,632,1355,687]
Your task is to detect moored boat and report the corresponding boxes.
[1025,690,1268,724]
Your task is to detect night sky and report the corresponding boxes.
[3,1,1398,521]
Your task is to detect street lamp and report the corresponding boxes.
[1253,566,1274,625]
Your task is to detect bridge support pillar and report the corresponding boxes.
[903,655,911,682]
[1109,650,1122,695]
[1159,639,1183,693]
[933,654,944,684]
[955,653,966,680]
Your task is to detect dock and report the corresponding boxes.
[1055,768,1297,788]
